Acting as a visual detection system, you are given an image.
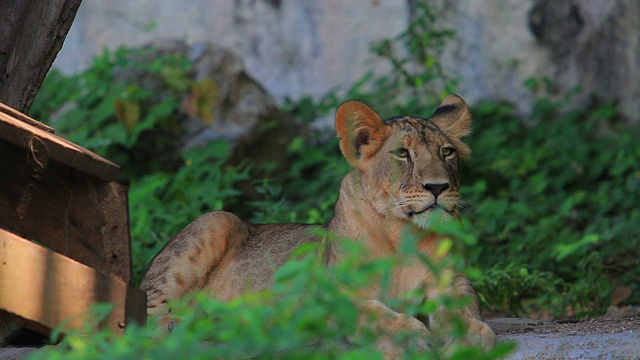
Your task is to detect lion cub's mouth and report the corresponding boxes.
[407,204,455,217]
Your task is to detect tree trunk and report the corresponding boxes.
[0,0,82,114]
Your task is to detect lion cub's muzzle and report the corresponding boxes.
[401,182,457,217]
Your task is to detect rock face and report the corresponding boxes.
[436,1,551,115]
[56,0,407,103]
[55,0,640,120]
[437,0,640,117]
[115,40,296,172]
[531,0,640,118]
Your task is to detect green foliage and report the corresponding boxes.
[248,134,349,225]
[31,47,193,181]
[30,227,514,359]
[128,141,250,282]
[463,99,640,316]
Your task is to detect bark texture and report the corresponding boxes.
[0,0,82,114]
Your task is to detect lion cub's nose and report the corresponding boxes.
[423,183,450,198]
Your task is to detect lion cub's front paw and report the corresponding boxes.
[361,300,429,334]
[360,300,431,358]
[464,318,496,350]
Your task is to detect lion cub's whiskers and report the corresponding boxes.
[394,200,410,209]
[456,199,473,212]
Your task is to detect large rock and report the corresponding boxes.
[183,41,299,172]
[488,316,640,359]
[116,40,297,173]
[532,0,640,118]
[439,0,640,118]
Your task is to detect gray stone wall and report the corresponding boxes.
[54,0,640,120]
[55,0,408,102]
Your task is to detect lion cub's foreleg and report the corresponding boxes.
[140,211,248,318]
[427,274,496,350]
[360,300,431,357]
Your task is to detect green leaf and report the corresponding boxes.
[554,234,599,261]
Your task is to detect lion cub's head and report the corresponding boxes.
[335,95,472,228]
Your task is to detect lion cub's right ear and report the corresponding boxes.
[335,100,389,168]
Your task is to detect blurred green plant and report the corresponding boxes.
[29,224,515,360]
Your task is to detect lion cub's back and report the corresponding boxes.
[142,211,322,312]
[201,222,323,300]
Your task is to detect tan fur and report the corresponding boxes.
[141,95,496,350]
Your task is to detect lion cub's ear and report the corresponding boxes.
[430,94,472,158]
[335,100,389,167]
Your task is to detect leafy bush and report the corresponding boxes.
[29,229,515,360]
[31,46,193,181]
[464,99,640,316]
[128,141,250,281]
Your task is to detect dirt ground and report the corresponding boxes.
[488,309,640,360]
[489,314,640,337]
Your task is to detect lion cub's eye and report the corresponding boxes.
[441,147,456,158]
[392,147,410,159]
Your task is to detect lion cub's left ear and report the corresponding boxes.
[335,100,389,167]
[430,94,472,158]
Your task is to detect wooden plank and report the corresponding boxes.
[101,182,135,286]
[0,229,147,335]
[0,140,133,285]
[125,286,148,327]
[0,102,54,133]
[0,108,120,182]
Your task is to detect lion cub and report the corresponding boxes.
[141,95,496,350]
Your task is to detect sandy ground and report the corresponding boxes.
[489,315,640,359]
[490,315,640,337]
